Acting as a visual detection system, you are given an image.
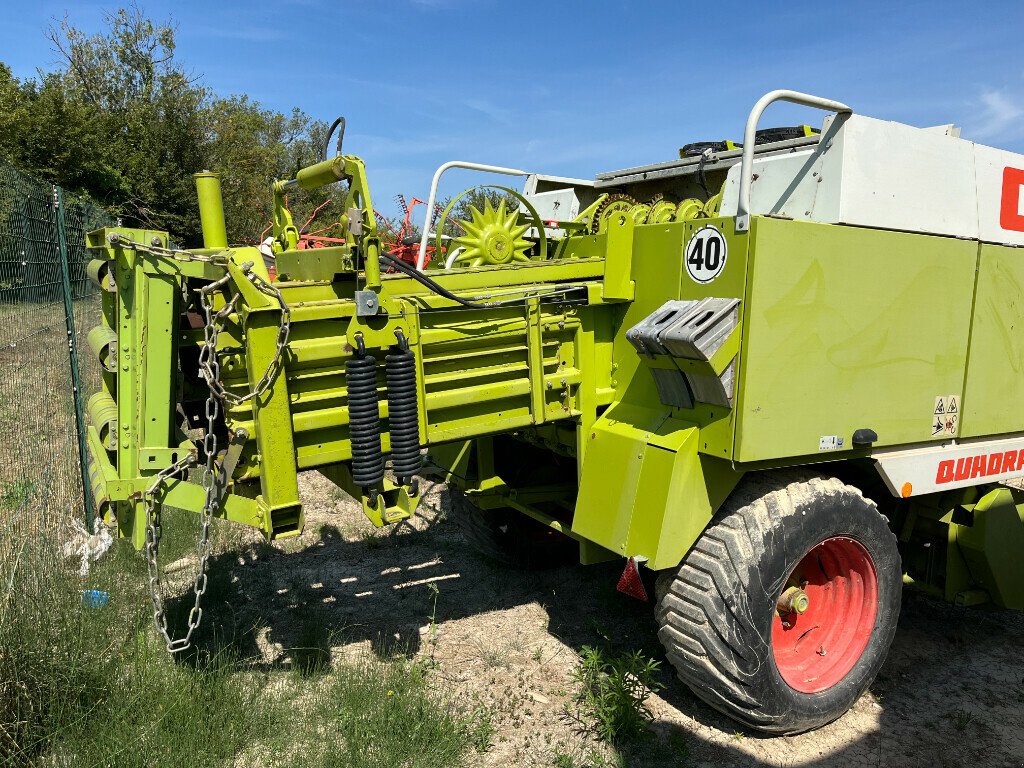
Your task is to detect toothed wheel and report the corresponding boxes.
[702,191,723,218]
[675,198,704,222]
[590,194,638,234]
[647,199,677,224]
[449,199,532,267]
[628,204,651,225]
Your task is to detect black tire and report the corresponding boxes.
[656,473,901,735]
[447,489,575,569]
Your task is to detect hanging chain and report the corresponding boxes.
[197,271,291,406]
[122,233,291,653]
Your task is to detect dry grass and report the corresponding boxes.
[0,299,492,767]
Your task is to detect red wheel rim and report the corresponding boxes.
[771,536,878,694]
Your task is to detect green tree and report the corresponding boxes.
[0,4,339,247]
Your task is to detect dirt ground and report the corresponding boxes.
[192,472,1024,768]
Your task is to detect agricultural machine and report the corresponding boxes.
[83,90,1024,735]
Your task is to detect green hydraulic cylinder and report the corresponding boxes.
[193,171,228,249]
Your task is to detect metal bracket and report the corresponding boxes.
[354,290,380,317]
[215,428,249,505]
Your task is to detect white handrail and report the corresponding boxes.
[735,90,852,232]
[416,161,530,270]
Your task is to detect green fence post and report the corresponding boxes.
[54,184,94,532]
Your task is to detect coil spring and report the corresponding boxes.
[385,346,421,483]
[345,353,385,488]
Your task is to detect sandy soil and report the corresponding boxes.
[196,472,1024,768]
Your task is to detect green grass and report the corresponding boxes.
[572,646,663,745]
[0,480,35,511]
[290,658,492,768]
[0,511,491,767]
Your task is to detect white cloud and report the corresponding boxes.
[968,88,1024,142]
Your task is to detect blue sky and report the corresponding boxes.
[5,0,1024,217]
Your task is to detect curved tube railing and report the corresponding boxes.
[416,161,530,270]
[735,90,852,232]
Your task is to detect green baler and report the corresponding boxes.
[84,90,1024,735]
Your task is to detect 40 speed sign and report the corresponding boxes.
[685,225,727,283]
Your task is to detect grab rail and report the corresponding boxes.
[416,161,530,270]
[735,90,852,232]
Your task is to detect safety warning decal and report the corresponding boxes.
[931,395,960,437]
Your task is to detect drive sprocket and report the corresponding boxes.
[647,198,678,224]
[675,198,704,222]
[628,204,651,225]
[590,194,638,234]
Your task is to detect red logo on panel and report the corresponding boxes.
[1002,167,1024,232]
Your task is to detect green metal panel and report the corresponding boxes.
[960,243,1024,438]
[109,230,180,547]
[734,218,978,463]
[571,219,748,567]
[955,485,1024,609]
[573,405,741,569]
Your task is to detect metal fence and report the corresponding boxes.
[0,157,112,535]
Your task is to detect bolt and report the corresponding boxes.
[817,646,827,656]
[150,237,161,246]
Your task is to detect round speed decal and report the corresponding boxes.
[684,226,727,284]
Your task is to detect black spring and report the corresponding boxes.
[385,344,421,483]
[345,352,384,488]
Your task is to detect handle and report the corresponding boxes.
[735,90,852,232]
[416,161,530,270]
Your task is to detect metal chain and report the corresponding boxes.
[125,234,291,653]
[197,271,291,406]
[107,232,231,265]
[143,451,202,653]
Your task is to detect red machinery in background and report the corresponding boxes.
[373,195,446,267]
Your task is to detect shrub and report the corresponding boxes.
[572,646,663,744]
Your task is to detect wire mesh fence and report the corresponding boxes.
[0,156,112,538]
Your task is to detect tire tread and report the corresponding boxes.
[657,472,898,734]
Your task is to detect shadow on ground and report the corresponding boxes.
[166,484,1024,767]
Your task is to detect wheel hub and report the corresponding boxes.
[771,536,878,694]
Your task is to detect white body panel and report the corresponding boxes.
[974,144,1024,246]
[874,435,1024,497]
[520,188,580,239]
[720,114,1024,246]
